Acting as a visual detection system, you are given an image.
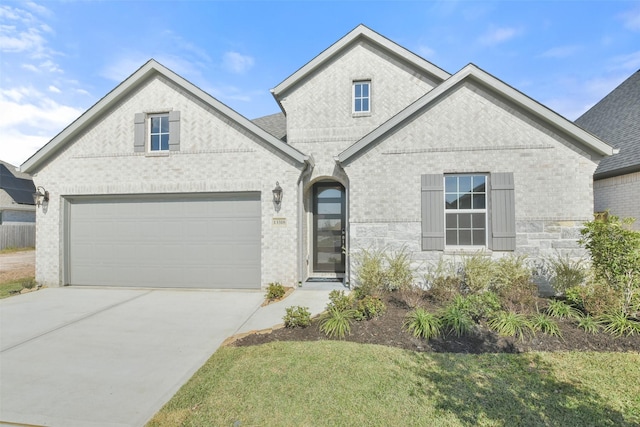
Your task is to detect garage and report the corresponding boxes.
[65,193,261,289]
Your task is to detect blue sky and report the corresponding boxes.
[1,0,639,167]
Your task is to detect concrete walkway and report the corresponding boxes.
[0,286,334,427]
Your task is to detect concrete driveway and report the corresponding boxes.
[0,287,265,427]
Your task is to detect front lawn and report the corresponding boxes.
[147,341,640,426]
[0,277,34,299]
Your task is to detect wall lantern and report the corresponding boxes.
[272,181,283,207]
[33,186,49,207]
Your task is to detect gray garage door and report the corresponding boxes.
[67,193,261,289]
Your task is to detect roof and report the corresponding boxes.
[252,112,287,142]
[575,70,640,179]
[338,63,616,164]
[0,161,35,205]
[271,24,451,108]
[21,60,308,174]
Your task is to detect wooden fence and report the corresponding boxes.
[0,224,35,250]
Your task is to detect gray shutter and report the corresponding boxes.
[134,113,145,152]
[421,174,444,250]
[491,172,516,251]
[169,111,180,151]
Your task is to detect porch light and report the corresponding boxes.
[272,181,283,207]
[33,186,49,207]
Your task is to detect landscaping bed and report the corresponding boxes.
[232,292,640,353]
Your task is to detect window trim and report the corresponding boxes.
[352,80,371,115]
[444,174,488,249]
[148,113,170,152]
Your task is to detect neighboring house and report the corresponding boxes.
[21,25,614,289]
[0,161,36,249]
[575,70,640,230]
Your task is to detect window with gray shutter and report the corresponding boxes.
[133,111,181,152]
[421,174,445,250]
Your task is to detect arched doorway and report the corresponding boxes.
[312,181,346,273]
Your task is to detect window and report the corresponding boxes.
[353,81,370,113]
[133,111,180,153]
[421,172,515,251]
[149,114,169,151]
[445,175,487,246]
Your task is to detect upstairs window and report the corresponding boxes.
[353,81,370,114]
[149,114,170,151]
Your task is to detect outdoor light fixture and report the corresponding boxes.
[33,186,49,207]
[272,181,283,207]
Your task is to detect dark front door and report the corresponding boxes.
[313,182,346,273]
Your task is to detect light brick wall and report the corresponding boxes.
[33,75,303,288]
[594,171,640,230]
[344,81,599,279]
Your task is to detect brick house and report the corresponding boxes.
[575,70,640,230]
[21,25,614,289]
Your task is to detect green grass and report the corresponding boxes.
[147,341,640,427]
[0,277,33,299]
[0,246,34,254]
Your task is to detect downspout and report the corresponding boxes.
[297,155,315,284]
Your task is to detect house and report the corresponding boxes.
[0,161,36,249]
[21,25,614,289]
[575,70,640,229]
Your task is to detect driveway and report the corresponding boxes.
[0,287,265,427]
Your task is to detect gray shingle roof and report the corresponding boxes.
[252,112,287,142]
[0,161,36,205]
[575,70,640,179]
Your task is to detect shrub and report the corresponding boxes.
[530,313,561,337]
[352,248,386,297]
[599,311,640,337]
[463,291,501,320]
[545,299,583,319]
[326,290,353,312]
[577,315,600,334]
[265,282,286,301]
[403,308,442,340]
[492,256,537,313]
[398,285,425,309]
[355,295,386,320]
[440,296,475,337]
[545,253,587,295]
[283,306,311,328]
[488,311,533,341]
[319,307,356,339]
[384,247,413,291]
[567,282,622,317]
[580,214,640,315]
[424,258,462,303]
[462,252,495,294]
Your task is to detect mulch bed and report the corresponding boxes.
[231,293,640,354]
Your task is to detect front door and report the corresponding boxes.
[313,182,346,273]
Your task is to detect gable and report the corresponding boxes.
[22,60,308,174]
[338,64,615,164]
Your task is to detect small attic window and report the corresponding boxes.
[149,114,170,151]
[353,81,371,114]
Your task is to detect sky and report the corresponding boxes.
[1,0,639,168]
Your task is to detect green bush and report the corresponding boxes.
[492,256,537,313]
[462,252,495,294]
[567,283,622,317]
[545,299,583,319]
[488,311,533,341]
[352,248,386,297]
[384,247,413,291]
[577,315,600,335]
[440,296,475,337]
[355,295,386,320]
[580,214,640,315]
[283,306,311,328]
[319,307,356,339]
[545,254,587,295]
[530,313,561,337]
[326,290,353,312]
[463,291,502,320]
[265,282,286,301]
[403,308,442,340]
[599,311,640,337]
[424,258,462,303]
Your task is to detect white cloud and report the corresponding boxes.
[539,45,580,59]
[417,45,436,59]
[620,7,640,31]
[479,26,521,46]
[609,50,640,71]
[48,85,60,93]
[222,51,255,74]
